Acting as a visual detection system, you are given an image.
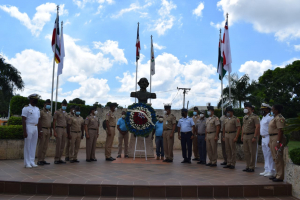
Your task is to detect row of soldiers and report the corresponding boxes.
[159,103,285,182]
[21,94,115,167]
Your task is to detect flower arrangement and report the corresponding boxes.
[125,103,157,137]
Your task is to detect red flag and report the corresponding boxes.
[136,23,140,62]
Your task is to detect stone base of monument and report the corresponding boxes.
[128,133,155,158]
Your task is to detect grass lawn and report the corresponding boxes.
[288,140,300,152]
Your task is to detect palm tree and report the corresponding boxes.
[218,73,258,108]
[285,114,300,134]
[0,56,24,116]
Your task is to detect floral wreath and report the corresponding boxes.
[125,103,157,137]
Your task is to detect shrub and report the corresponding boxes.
[290,148,300,165]
[284,132,291,146]
[7,116,22,125]
[0,125,23,139]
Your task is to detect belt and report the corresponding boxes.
[42,127,50,130]
[181,131,192,134]
[245,133,254,135]
[110,126,116,128]
[56,126,66,129]
[71,131,81,133]
[164,129,172,131]
[27,124,37,126]
[226,131,236,134]
[198,133,205,135]
[207,132,215,134]
[261,135,269,138]
[269,133,278,136]
[88,128,97,130]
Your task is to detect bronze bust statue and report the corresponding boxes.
[130,78,156,104]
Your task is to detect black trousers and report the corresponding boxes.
[197,134,207,163]
[181,132,193,160]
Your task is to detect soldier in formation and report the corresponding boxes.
[192,107,200,161]
[163,104,176,163]
[85,107,100,162]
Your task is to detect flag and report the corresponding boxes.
[51,14,60,64]
[150,37,155,75]
[217,34,226,80]
[136,23,140,62]
[57,23,64,76]
[222,20,232,73]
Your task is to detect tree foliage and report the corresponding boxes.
[69,98,85,105]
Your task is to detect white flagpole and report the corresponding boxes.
[135,61,138,104]
[150,35,152,104]
[227,13,231,105]
[51,5,59,114]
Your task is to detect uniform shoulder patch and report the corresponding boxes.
[280,119,284,123]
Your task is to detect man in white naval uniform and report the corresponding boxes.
[22,94,41,168]
[259,103,275,177]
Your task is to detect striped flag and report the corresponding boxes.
[222,20,232,73]
[57,23,64,76]
[217,33,226,80]
[136,23,140,62]
[51,14,60,64]
[150,36,155,75]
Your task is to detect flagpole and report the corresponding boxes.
[51,5,59,114]
[55,21,63,111]
[150,35,152,104]
[227,13,231,105]
[135,22,140,104]
[220,29,224,114]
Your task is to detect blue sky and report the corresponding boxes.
[1,0,300,109]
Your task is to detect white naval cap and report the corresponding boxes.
[260,103,271,109]
[27,94,41,100]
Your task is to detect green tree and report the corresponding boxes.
[218,74,258,108]
[69,98,85,105]
[0,56,24,117]
[93,102,103,108]
[255,60,300,118]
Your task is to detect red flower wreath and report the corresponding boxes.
[133,111,148,125]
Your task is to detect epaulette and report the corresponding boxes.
[278,114,283,118]
[252,113,257,116]
[24,105,28,107]
[232,116,236,118]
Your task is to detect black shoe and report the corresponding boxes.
[125,155,129,158]
[37,161,44,166]
[70,160,75,163]
[243,168,249,172]
[206,163,212,166]
[117,155,121,158]
[181,159,188,163]
[223,165,231,168]
[272,178,283,182]
[42,161,50,165]
[73,159,80,163]
[187,160,192,163]
[167,160,173,163]
[86,159,91,162]
[54,161,60,164]
[247,169,255,172]
[58,160,66,164]
[106,158,114,161]
[220,162,227,165]
[269,176,276,180]
[65,157,69,161]
[210,164,217,167]
[110,157,116,160]
[91,159,97,161]
[197,161,203,164]
[163,159,169,162]
[192,158,199,161]
[229,165,235,169]
[201,162,207,165]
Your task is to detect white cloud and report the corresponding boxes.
[294,44,300,51]
[116,53,220,108]
[95,5,103,15]
[193,2,204,17]
[0,3,68,37]
[75,12,81,17]
[111,2,152,18]
[64,20,71,26]
[73,0,113,9]
[144,44,147,49]
[152,0,177,36]
[84,19,92,25]
[153,43,166,50]
[211,0,300,41]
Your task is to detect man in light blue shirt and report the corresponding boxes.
[152,116,164,160]
[117,111,129,158]
[177,109,195,163]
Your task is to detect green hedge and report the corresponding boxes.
[290,148,300,165]
[0,125,23,139]
[10,96,92,119]
[7,116,22,125]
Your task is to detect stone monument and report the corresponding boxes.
[128,77,156,158]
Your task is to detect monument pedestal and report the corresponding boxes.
[128,133,155,158]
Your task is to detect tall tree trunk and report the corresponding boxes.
[239,100,242,108]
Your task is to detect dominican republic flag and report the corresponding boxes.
[150,36,155,75]
[57,23,64,76]
[136,23,140,62]
[51,14,60,64]
[222,20,232,73]
[217,34,226,80]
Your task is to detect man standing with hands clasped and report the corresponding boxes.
[177,108,195,164]
[205,106,220,167]
[162,104,176,163]
[117,110,129,158]
[105,102,118,161]
[192,107,200,161]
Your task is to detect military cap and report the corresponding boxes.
[194,107,198,111]
[70,105,76,109]
[260,103,272,109]
[163,103,172,109]
[226,106,234,112]
[28,94,40,100]
[207,106,214,111]
[244,102,253,108]
[181,108,188,112]
[75,106,80,110]
[62,99,67,104]
[107,102,118,107]
[199,110,205,114]
[45,99,51,103]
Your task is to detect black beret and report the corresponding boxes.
[70,105,76,109]
[75,106,80,110]
[62,99,67,104]
[226,106,233,112]
[194,107,198,111]
[181,108,188,112]
[207,106,214,111]
[107,102,118,107]
[45,99,51,103]
[244,102,253,108]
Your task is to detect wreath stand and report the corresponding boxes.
[133,136,147,160]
